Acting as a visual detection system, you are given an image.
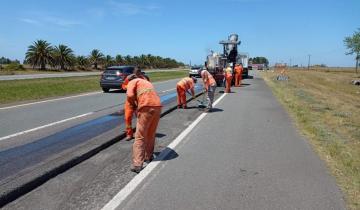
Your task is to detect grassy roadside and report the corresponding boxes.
[0,70,188,105]
[261,70,359,210]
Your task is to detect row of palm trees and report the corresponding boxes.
[25,40,184,71]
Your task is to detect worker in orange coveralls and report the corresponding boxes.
[176,77,197,109]
[234,63,243,87]
[126,74,162,173]
[200,68,217,112]
[122,67,150,141]
[224,65,233,93]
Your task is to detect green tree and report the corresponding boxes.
[89,49,104,70]
[344,28,360,74]
[251,57,269,67]
[52,44,75,70]
[76,56,89,70]
[115,54,124,65]
[104,55,115,67]
[25,40,53,70]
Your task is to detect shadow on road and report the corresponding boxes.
[209,108,223,113]
[155,133,166,138]
[154,147,179,161]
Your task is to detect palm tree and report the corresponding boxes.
[124,55,132,65]
[89,49,104,70]
[76,56,89,70]
[115,54,124,65]
[104,55,114,67]
[53,44,75,70]
[25,40,53,70]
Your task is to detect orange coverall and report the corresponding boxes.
[224,67,233,93]
[234,65,243,87]
[176,77,195,108]
[126,78,162,167]
[201,70,217,109]
[122,75,149,138]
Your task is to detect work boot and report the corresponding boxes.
[177,105,181,109]
[144,156,154,164]
[130,165,142,173]
[124,136,133,141]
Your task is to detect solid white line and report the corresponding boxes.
[101,93,227,210]
[0,92,102,110]
[0,112,93,142]
[160,88,176,93]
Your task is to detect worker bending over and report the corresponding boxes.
[200,68,217,112]
[126,74,162,173]
[224,65,233,93]
[176,77,197,109]
[234,63,243,87]
[122,67,150,141]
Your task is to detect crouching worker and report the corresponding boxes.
[126,74,162,173]
[122,67,150,141]
[176,77,197,109]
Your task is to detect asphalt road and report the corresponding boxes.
[2,71,346,209]
[0,69,186,81]
[2,95,215,210]
[0,78,178,148]
[117,70,346,210]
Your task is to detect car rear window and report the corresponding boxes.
[105,67,134,74]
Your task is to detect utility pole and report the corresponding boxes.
[307,54,311,70]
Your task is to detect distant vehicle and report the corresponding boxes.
[100,66,147,92]
[189,66,202,77]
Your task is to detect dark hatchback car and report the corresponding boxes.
[100,66,135,92]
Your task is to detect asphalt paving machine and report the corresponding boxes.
[205,34,241,86]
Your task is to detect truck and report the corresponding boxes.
[205,34,242,86]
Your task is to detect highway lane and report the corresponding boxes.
[0,69,187,81]
[2,92,220,210]
[113,70,346,210]
[0,79,179,149]
[2,71,346,209]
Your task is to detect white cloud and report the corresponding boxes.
[19,18,41,26]
[43,17,82,27]
[19,16,82,28]
[108,0,160,15]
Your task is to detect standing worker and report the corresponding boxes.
[122,67,150,141]
[176,77,197,109]
[200,67,217,112]
[126,74,162,173]
[224,64,233,93]
[234,63,243,87]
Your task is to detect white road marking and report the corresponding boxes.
[0,92,102,110]
[101,93,227,210]
[0,112,93,142]
[160,88,176,93]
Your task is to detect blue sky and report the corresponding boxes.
[0,0,359,66]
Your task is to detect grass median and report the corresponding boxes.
[262,69,359,210]
[0,70,188,105]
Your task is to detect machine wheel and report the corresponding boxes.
[102,88,110,93]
